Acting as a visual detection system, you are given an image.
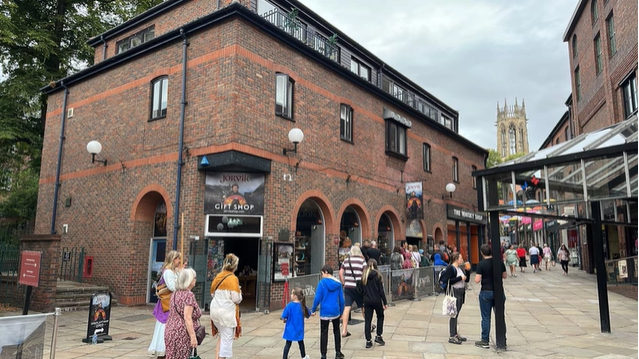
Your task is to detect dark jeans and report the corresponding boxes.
[320,317,341,356]
[448,287,465,337]
[478,290,506,342]
[363,301,384,341]
[561,260,569,273]
[283,340,306,359]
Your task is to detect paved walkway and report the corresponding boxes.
[3,266,638,358]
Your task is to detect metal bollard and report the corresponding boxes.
[50,307,61,359]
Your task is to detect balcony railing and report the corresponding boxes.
[262,8,339,63]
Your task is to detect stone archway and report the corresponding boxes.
[434,226,444,248]
[291,190,335,273]
[127,185,172,306]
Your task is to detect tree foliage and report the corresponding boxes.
[486,149,526,169]
[0,0,163,221]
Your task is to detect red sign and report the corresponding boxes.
[281,263,289,276]
[19,251,42,287]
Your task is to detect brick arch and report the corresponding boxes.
[336,198,371,240]
[130,184,173,222]
[433,222,445,245]
[374,205,403,240]
[291,190,336,235]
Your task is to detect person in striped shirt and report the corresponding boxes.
[339,246,367,338]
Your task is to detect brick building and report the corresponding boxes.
[36,0,487,309]
[543,0,638,272]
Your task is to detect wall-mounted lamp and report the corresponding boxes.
[444,182,456,199]
[283,128,304,155]
[86,140,107,166]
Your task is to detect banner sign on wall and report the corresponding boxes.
[405,182,423,220]
[205,173,265,215]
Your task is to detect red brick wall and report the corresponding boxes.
[19,235,61,312]
[37,17,485,303]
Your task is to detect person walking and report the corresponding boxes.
[358,259,388,349]
[504,244,518,277]
[367,241,381,263]
[444,252,467,344]
[281,287,311,359]
[311,265,345,359]
[542,244,553,271]
[411,246,421,267]
[516,244,527,273]
[474,244,507,349]
[529,244,541,273]
[149,250,182,358]
[339,246,366,338]
[557,244,571,275]
[390,246,403,270]
[210,254,242,359]
[164,268,202,359]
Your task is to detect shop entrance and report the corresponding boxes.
[295,200,325,275]
[377,213,395,265]
[224,237,259,312]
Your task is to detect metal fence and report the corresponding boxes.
[0,308,62,359]
[59,247,85,282]
[605,256,637,286]
[0,242,24,308]
[285,273,321,308]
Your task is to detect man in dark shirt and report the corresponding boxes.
[474,244,507,349]
[361,239,371,262]
[367,241,381,263]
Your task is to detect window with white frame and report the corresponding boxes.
[150,76,168,120]
[622,73,637,119]
[453,157,459,182]
[340,104,353,142]
[350,58,371,82]
[606,14,616,57]
[423,143,431,172]
[116,26,154,54]
[275,73,294,119]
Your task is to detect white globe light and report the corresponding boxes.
[288,128,304,144]
[216,223,224,231]
[446,183,456,193]
[86,141,102,155]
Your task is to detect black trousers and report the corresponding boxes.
[320,317,341,356]
[561,260,569,273]
[363,301,384,341]
[283,339,306,359]
[448,287,465,337]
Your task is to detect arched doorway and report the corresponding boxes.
[434,227,444,249]
[340,206,362,245]
[295,200,326,275]
[149,200,167,303]
[377,213,394,265]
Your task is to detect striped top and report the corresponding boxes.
[341,255,366,288]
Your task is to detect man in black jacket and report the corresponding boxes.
[474,244,507,349]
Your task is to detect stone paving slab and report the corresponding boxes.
[1,266,637,358]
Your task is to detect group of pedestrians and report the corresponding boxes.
[505,242,572,275]
[147,251,243,359]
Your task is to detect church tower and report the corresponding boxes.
[496,98,529,159]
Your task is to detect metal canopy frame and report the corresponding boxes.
[472,118,638,348]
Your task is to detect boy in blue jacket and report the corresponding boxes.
[311,265,345,359]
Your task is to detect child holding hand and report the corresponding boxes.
[281,287,311,359]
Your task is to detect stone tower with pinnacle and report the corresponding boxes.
[495,98,529,159]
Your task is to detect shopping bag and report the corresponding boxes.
[441,282,457,317]
[189,348,201,359]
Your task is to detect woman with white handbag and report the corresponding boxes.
[442,252,467,345]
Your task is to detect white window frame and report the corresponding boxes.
[340,104,353,142]
[275,73,294,119]
[150,76,168,120]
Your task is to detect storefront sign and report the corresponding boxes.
[204,172,265,215]
[446,205,486,224]
[205,215,263,237]
[82,292,112,343]
[383,108,412,128]
[405,182,423,220]
[533,219,543,231]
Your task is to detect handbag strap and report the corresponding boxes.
[347,256,357,279]
[212,274,233,293]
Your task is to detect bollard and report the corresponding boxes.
[50,308,61,359]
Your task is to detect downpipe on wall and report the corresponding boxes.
[51,82,69,234]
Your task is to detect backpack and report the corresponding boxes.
[442,251,450,264]
[420,255,431,267]
[437,266,449,292]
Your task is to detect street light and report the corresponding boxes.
[86,140,107,166]
[283,128,304,155]
[445,183,456,198]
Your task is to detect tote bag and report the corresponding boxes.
[441,281,457,317]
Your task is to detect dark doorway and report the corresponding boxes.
[224,237,259,312]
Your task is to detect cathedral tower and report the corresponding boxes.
[496,98,529,159]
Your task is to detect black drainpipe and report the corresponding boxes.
[172,28,189,250]
[51,82,69,234]
[101,35,107,60]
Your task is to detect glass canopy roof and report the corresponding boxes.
[474,117,638,221]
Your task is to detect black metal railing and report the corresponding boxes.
[262,8,339,62]
[0,242,24,308]
[59,247,85,282]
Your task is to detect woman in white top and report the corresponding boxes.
[556,244,571,275]
[148,250,182,358]
[529,244,541,273]
[443,252,467,345]
[542,244,553,271]
[210,254,242,359]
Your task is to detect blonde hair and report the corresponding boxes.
[176,268,196,290]
[162,251,182,272]
[223,253,239,272]
[342,237,351,248]
[361,258,381,285]
[349,245,363,257]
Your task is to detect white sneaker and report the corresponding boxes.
[302,356,311,359]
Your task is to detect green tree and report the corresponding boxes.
[0,0,162,224]
[486,148,502,168]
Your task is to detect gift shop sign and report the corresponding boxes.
[19,251,42,287]
[204,173,265,215]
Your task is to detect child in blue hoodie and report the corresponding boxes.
[281,287,311,359]
[311,265,345,359]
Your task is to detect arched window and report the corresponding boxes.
[154,200,167,237]
[519,128,525,152]
[509,124,517,155]
[501,127,507,157]
[150,76,168,120]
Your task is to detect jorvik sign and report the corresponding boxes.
[446,204,487,224]
[204,172,265,215]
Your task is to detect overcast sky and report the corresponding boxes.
[298,0,577,151]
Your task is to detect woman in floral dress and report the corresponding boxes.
[165,268,202,359]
